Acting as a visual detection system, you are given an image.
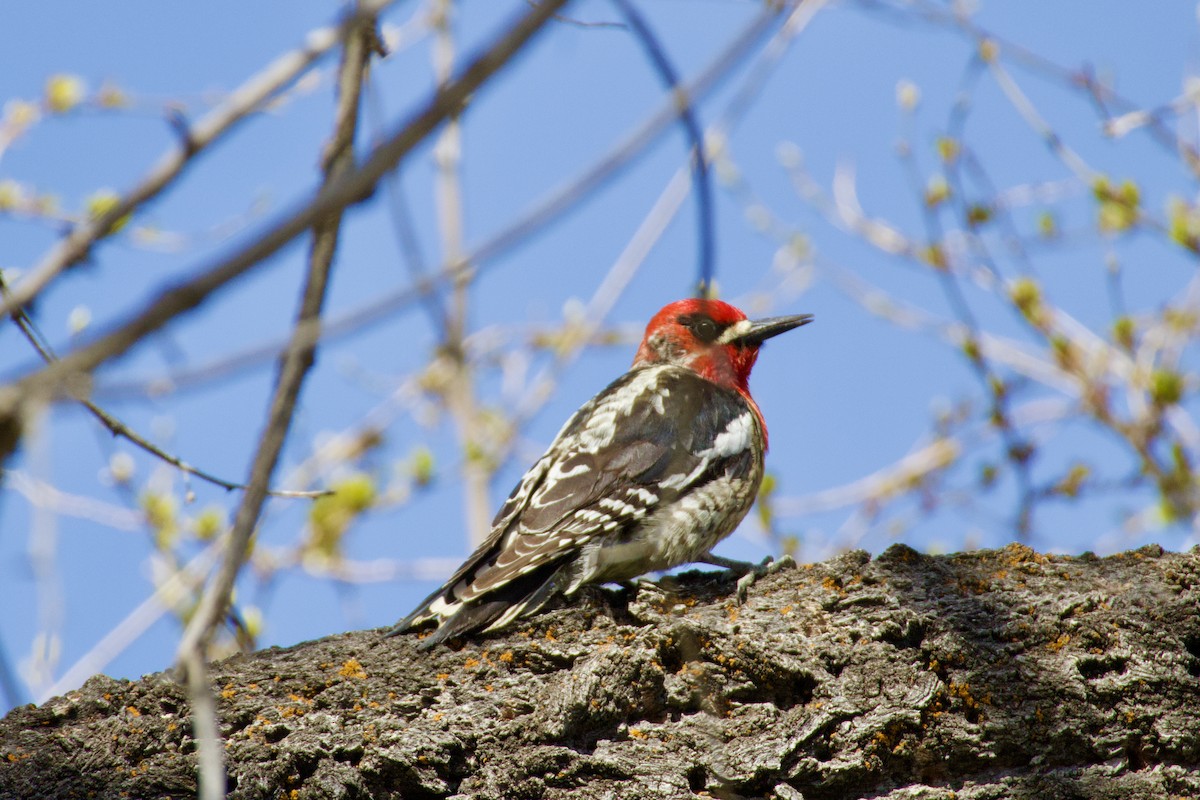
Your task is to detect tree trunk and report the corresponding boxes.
[2,543,1199,799]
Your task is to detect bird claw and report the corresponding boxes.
[734,554,795,603]
[628,575,679,600]
[698,552,795,603]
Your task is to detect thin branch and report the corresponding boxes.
[0,0,570,431]
[85,1,781,406]
[0,244,326,498]
[92,258,462,400]
[181,648,224,800]
[463,2,782,271]
[175,15,381,796]
[6,470,145,530]
[890,0,1200,178]
[610,0,714,296]
[430,0,492,547]
[78,402,328,497]
[366,74,450,331]
[0,0,400,323]
[38,541,221,701]
[176,10,376,666]
[775,437,960,516]
[894,94,1039,539]
[986,56,1095,183]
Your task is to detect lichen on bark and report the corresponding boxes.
[3,543,1200,799]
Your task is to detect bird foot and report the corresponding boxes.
[699,553,796,604]
[623,575,679,600]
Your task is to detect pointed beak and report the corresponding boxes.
[734,313,814,346]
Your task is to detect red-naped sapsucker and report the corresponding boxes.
[391,298,812,647]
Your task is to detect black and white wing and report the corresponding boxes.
[389,365,761,647]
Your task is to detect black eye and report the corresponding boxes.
[681,314,720,343]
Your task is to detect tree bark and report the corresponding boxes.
[2,543,1199,799]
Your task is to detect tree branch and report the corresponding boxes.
[3,545,1198,799]
[0,0,571,465]
[176,7,376,667]
[0,0,400,323]
[173,14,379,797]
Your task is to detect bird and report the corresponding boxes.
[389,297,812,648]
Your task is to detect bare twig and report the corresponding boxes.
[176,11,376,668]
[78,401,328,498]
[88,1,781,405]
[39,542,221,702]
[366,74,450,331]
[6,471,145,530]
[0,0,400,323]
[465,2,780,273]
[175,18,379,797]
[1,0,570,431]
[0,237,326,498]
[776,438,960,516]
[181,648,224,800]
[610,0,715,295]
[986,56,1095,183]
[431,0,493,547]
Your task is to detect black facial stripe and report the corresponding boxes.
[677,312,723,344]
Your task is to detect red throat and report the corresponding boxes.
[633,299,770,449]
[690,349,767,449]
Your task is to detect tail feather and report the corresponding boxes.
[383,583,451,638]
[388,558,569,647]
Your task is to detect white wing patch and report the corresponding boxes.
[709,412,754,458]
[659,411,756,490]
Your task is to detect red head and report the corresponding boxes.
[633,298,812,395]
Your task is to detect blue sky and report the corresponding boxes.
[1,0,1198,712]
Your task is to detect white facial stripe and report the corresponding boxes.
[717,319,752,345]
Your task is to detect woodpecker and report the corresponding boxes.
[391,298,812,647]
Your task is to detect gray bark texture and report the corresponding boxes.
[2,543,1200,799]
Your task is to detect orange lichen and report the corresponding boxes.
[1002,543,1047,566]
[338,659,367,680]
[1047,633,1071,651]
